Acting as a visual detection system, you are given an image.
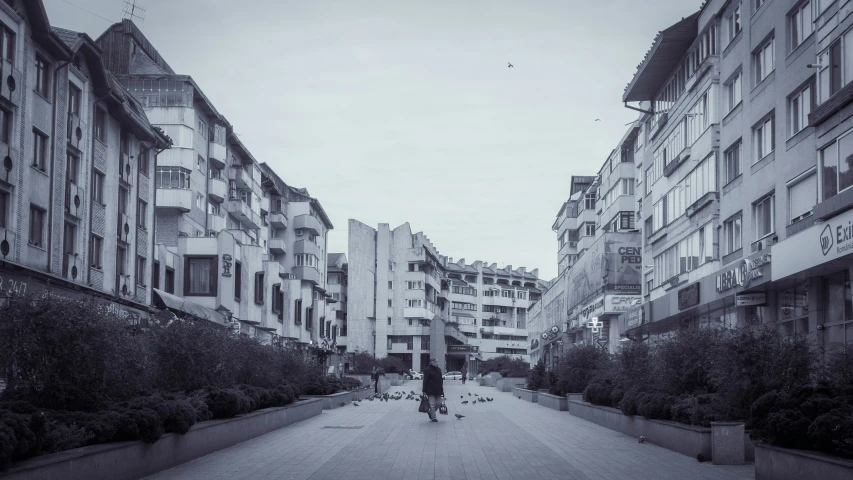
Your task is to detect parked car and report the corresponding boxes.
[444,371,463,380]
[404,369,423,380]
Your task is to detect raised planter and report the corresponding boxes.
[711,422,744,465]
[496,377,526,392]
[513,387,538,403]
[538,392,567,411]
[566,393,583,402]
[755,443,853,480]
[302,390,354,409]
[0,399,322,480]
[568,399,712,460]
[482,373,502,387]
[345,375,390,394]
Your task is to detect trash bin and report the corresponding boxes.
[711,422,745,465]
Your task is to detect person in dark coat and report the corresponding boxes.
[422,358,444,422]
[370,366,385,394]
[461,362,468,385]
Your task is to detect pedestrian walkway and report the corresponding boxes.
[143,383,755,480]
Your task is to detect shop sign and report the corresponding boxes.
[736,292,767,307]
[774,208,853,280]
[222,254,233,277]
[678,283,700,310]
[604,295,642,313]
[448,345,479,354]
[578,296,605,322]
[540,325,560,341]
[716,254,771,292]
[624,306,644,328]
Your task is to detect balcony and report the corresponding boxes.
[293,239,321,257]
[208,177,227,202]
[209,141,226,165]
[292,265,321,285]
[268,211,287,228]
[0,142,18,187]
[229,167,252,190]
[444,323,468,344]
[404,307,431,319]
[293,214,322,235]
[269,237,287,254]
[208,213,226,232]
[156,189,192,212]
[226,199,261,229]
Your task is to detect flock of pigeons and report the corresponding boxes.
[343,390,495,420]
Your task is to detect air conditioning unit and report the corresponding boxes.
[0,60,20,106]
[752,237,776,252]
[119,153,131,182]
[66,112,82,149]
[569,241,577,247]
[118,213,131,240]
[0,143,14,186]
[0,227,13,260]
[66,182,83,218]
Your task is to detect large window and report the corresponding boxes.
[779,279,810,335]
[185,256,217,296]
[294,254,318,268]
[68,83,81,115]
[724,140,742,184]
[136,256,146,287]
[788,172,817,224]
[653,223,715,285]
[725,70,742,113]
[234,261,242,300]
[90,235,103,269]
[32,129,47,171]
[155,166,191,189]
[92,170,105,204]
[94,108,106,143]
[0,23,14,63]
[754,36,775,84]
[407,281,424,290]
[753,194,775,239]
[723,213,742,255]
[583,222,595,237]
[823,271,853,349]
[35,55,49,97]
[726,3,742,46]
[819,129,853,200]
[0,108,10,145]
[753,114,775,162]
[28,205,45,248]
[255,272,264,305]
[0,189,6,228]
[789,83,813,136]
[790,1,813,51]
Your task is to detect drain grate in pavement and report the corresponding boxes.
[322,426,363,429]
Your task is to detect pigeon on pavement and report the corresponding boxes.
[455,414,465,419]
[462,401,469,405]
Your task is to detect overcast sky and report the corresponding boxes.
[45,0,698,281]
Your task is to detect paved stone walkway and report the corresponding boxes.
[143,383,755,480]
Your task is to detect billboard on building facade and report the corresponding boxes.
[567,232,642,309]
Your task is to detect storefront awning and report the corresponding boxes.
[152,289,229,326]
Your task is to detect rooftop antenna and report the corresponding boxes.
[121,0,147,24]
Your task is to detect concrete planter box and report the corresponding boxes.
[567,393,584,402]
[496,377,526,392]
[0,399,322,480]
[755,443,853,480]
[513,387,538,402]
[387,373,406,386]
[345,375,390,393]
[302,390,354,409]
[711,422,744,465]
[482,373,502,387]
[538,392,568,411]
[568,399,712,460]
[352,387,372,401]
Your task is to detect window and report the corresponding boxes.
[138,150,149,175]
[32,129,47,171]
[790,1,813,51]
[197,155,205,172]
[725,71,742,112]
[0,23,14,63]
[271,283,283,313]
[165,267,175,294]
[137,199,148,228]
[754,36,775,84]
[724,213,742,254]
[583,193,596,211]
[388,299,392,307]
[90,235,103,268]
[94,108,106,142]
[789,83,813,135]
[92,170,105,204]
[407,299,423,308]
[152,261,160,289]
[116,246,127,297]
[408,263,420,272]
[294,299,302,324]
[388,317,391,326]
[294,254,317,267]
[68,83,81,115]
[388,281,393,289]
[754,0,766,11]
[583,223,595,237]
[155,167,191,189]
[753,115,775,162]
[619,212,635,230]
[788,172,817,223]
[66,152,79,185]
[35,55,49,97]
[0,108,10,144]
[118,186,128,215]
[726,3,742,45]
[28,205,45,247]
[819,130,853,200]
[234,261,242,300]
[185,257,217,296]
[823,272,853,348]
[724,141,741,184]
[0,189,6,228]
[136,256,146,286]
[753,194,775,239]
[407,281,424,289]
[254,272,264,304]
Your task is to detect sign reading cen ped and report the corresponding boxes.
[618,247,642,264]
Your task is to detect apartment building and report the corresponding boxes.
[347,220,476,373]
[326,252,347,354]
[0,0,169,322]
[617,0,847,348]
[93,19,335,351]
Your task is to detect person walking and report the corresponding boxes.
[461,362,468,385]
[422,358,444,422]
[371,366,382,394]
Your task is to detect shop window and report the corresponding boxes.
[779,279,810,335]
[823,271,853,350]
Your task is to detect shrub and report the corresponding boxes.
[348,351,380,374]
[552,346,607,396]
[618,387,639,416]
[204,388,251,419]
[378,356,406,374]
[583,375,616,407]
[478,355,529,377]
[809,406,853,458]
[765,409,812,449]
[636,392,674,421]
[526,361,548,391]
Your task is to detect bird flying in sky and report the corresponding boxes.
[508,62,513,68]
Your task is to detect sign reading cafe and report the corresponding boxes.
[716,254,771,292]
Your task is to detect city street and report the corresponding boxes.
[143,383,754,480]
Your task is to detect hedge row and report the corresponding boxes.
[303,376,363,395]
[478,355,529,377]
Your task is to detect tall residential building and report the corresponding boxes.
[347,220,546,372]
[94,20,335,350]
[617,0,851,350]
[0,0,169,321]
[326,253,348,354]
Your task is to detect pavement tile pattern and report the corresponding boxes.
[143,383,755,480]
